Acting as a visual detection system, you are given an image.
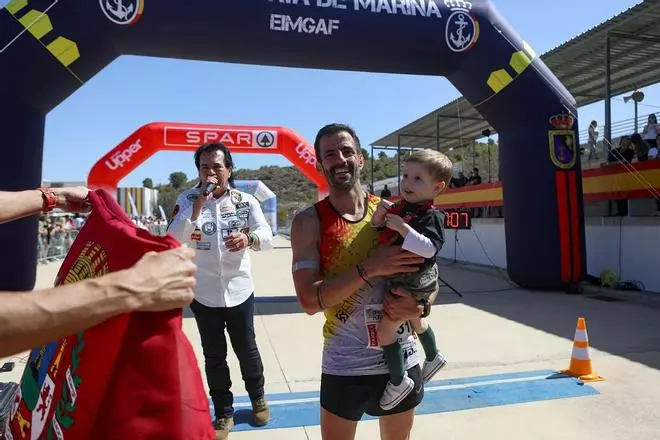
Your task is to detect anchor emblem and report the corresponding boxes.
[450,14,471,49]
[105,0,134,21]
[445,10,479,53]
[99,0,142,25]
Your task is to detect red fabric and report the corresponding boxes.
[378,200,433,244]
[3,189,214,440]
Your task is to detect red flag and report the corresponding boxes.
[3,189,214,440]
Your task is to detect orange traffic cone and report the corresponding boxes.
[562,317,604,382]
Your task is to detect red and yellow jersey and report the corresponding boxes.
[314,193,419,376]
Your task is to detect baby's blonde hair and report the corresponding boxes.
[403,149,454,186]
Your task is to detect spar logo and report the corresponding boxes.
[105,139,143,170]
[164,127,278,149]
[296,143,316,166]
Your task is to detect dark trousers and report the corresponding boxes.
[189,293,265,418]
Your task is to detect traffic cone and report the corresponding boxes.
[562,317,605,382]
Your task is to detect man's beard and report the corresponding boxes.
[325,162,360,190]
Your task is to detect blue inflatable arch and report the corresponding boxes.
[0,0,585,291]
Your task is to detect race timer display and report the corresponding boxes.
[442,209,472,230]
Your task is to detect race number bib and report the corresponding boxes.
[364,304,415,350]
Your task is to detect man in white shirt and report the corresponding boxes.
[168,142,274,439]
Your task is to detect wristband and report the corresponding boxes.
[316,284,326,310]
[419,298,431,318]
[38,187,57,212]
[356,263,372,287]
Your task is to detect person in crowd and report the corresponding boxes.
[380,184,392,198]
[607,136,635,216]
[641,113,659,150]
[168,142,274,439]
[587,120,599,160]
[467,168,482,186]
[631,133,649,162]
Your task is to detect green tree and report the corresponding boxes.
[142,178,153,189]
[169,172,188,189]
[277,207,288,226]
[157,187,180,219]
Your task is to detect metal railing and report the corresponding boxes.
[36,225,169,265]
[37,230,79,264]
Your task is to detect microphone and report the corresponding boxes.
[202,182,217,196]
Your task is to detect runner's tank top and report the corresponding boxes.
[315,194,419,376]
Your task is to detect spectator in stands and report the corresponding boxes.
[450,171,467,188]
[642,114,659,150]
[380,184,392,198]
[608,135,634,164]
[467,168,482,186]
[466,168,482,217]
[631,133,649,162]
[587,120,599,160]
[607,136,635,216]
[650,134,660,160]
[0,186,198,358]
[652,135,660,216]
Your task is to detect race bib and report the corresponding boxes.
[364,304,416,350]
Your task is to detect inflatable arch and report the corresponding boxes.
[86,122,326,197]
[0,0,585,291]
[233,180,279,236]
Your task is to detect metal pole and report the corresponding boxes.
[397,134,402,195]
[370,144,374,194]
[487,141,492,183]
[436,114,440,151]
[634,102,639,133]
[605,34,612,145]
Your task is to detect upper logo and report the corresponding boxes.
[100,0,144,25]
[444,0,479,53]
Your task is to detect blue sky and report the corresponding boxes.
[2,0,653,187]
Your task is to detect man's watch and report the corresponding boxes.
[38,187,57,212]
[419,298,431,318]
[247,232,258,248]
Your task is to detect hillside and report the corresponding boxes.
[149,151,402,223]
[147,143,501,224]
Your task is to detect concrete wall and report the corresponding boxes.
[437,217,660,292]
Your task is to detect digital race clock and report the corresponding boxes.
[442,209,472,230]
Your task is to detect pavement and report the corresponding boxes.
[2,235,660,439]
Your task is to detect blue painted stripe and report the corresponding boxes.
[209,370,600,432]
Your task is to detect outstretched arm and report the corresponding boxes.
[0,187,91,225]
[0,247,197,358]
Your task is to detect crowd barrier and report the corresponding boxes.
[37,225,168,264]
